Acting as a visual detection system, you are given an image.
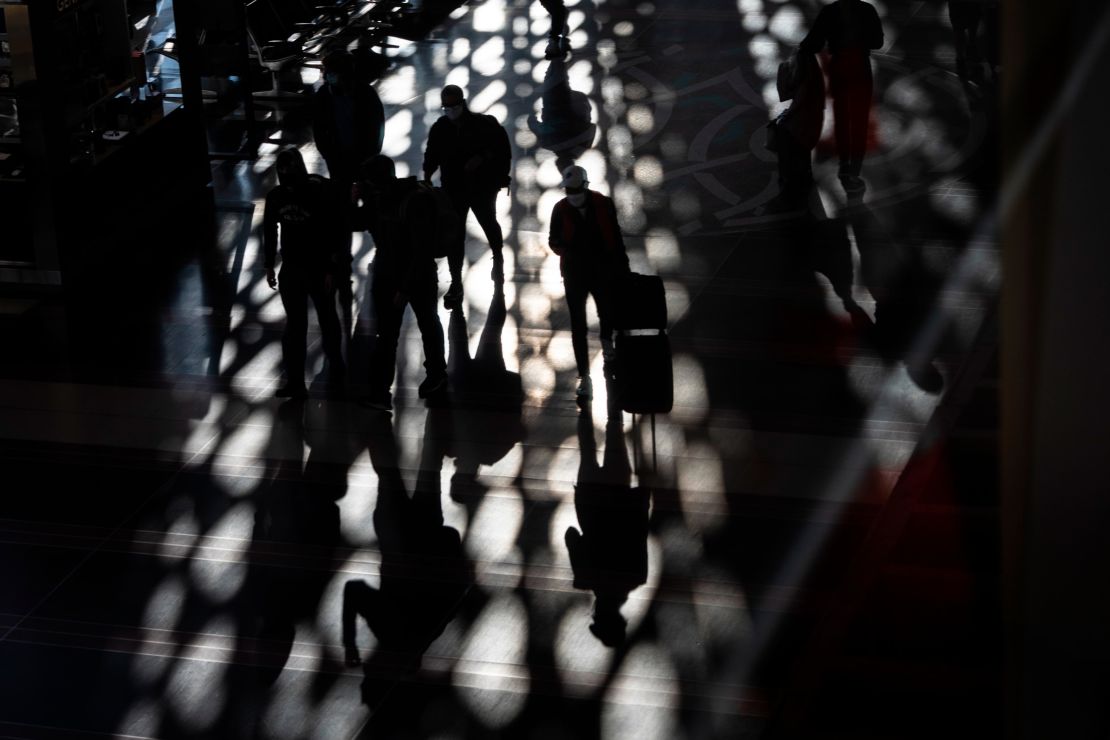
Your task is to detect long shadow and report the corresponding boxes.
[846,197,946,393]
[528,55,597,173]
[564,405,649,648]
[343,408,478,733]
[211,398,356,737]
[443,282,526,508]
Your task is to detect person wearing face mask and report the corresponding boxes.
[422,84,513,307]
[262,147,348,399]
[312,50,386,190]
[548,165,630,401]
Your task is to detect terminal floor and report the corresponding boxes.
[0,1,1001,738]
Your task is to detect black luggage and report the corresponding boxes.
[612,272,667,331]
[613,272,673,414]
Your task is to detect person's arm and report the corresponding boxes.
[366,84,385,155]
[399,192,436,296]
[548,202,565,255]
[865,4,884,50]
[262,190,280,287]
[312,89,334,162]
[799,6,828,54]
[422,120,442,182]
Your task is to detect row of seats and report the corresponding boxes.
[245,0,403,96]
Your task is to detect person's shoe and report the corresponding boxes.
[359,392,393,412]
[443,282,463,308]
[576,375,593,401]
[275,383,307,399]
[418,373,448,399]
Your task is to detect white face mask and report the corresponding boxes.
[568,192,587,207]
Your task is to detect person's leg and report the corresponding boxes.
[445,187,469,291]
[369,283,403,400]
[849,70,874,177]
[831,82,852,177]
[308,274,346,377]
[565,275,590,377]
[468,187,504,278]
[410,281,447,380]
[591,280,617,379]
[278,268,309,393]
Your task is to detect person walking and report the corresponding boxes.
[800,0,884,190]
[262,147,348,398]
[312,50,386,190]
[422,84,512,306]
[356,155,448,411]
[548,165,630,402]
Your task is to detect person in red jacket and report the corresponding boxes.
[548,165,630,401]
[800,0,884,190]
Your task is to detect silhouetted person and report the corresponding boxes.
[548,165,630,402]
[528,55,596,173]
[422,84,512,305]
[565,406,648,646]
[356,155,447,410]
[540,0,570,59]
[263,147,347,398]
[312,50,385,189]
[800,0,884,190]
[948,1,999,85]
[342,410,472,706]
[775,50,826,204]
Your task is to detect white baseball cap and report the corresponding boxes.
[559,165,589,189]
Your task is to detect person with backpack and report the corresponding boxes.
[548,165,630,402]
[262,147,348,399]
[355,155,448,411]
[800,0,884,191]
[422,84,512,307]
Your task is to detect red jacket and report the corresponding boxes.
[549,191,629,276]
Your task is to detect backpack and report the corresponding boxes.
[399,180,461,259]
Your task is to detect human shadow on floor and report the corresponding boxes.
[343,410,476,711]
[846,198,945,392]
[565,404,650,647]
[528,55,597,173]
[443,282,526,507]
[237,399,346,685]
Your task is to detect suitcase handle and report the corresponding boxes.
[616,328,666,338]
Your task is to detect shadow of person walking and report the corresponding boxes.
[528,56,597,174]
[564,405,650,647]
[444,282,527,506]
[342,410,475,714]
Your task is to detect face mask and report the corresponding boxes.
[325,73,340,87]
[568,192,587,207]
[445,104,464,121]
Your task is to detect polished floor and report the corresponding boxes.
[0,0,1001,738]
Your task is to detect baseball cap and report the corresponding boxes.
[559,165,589,189]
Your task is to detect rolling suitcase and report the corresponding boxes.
[612,272,673,415]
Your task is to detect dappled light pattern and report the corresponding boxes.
[0,0,1003,737]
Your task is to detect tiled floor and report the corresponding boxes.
[0,0,1001,737]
